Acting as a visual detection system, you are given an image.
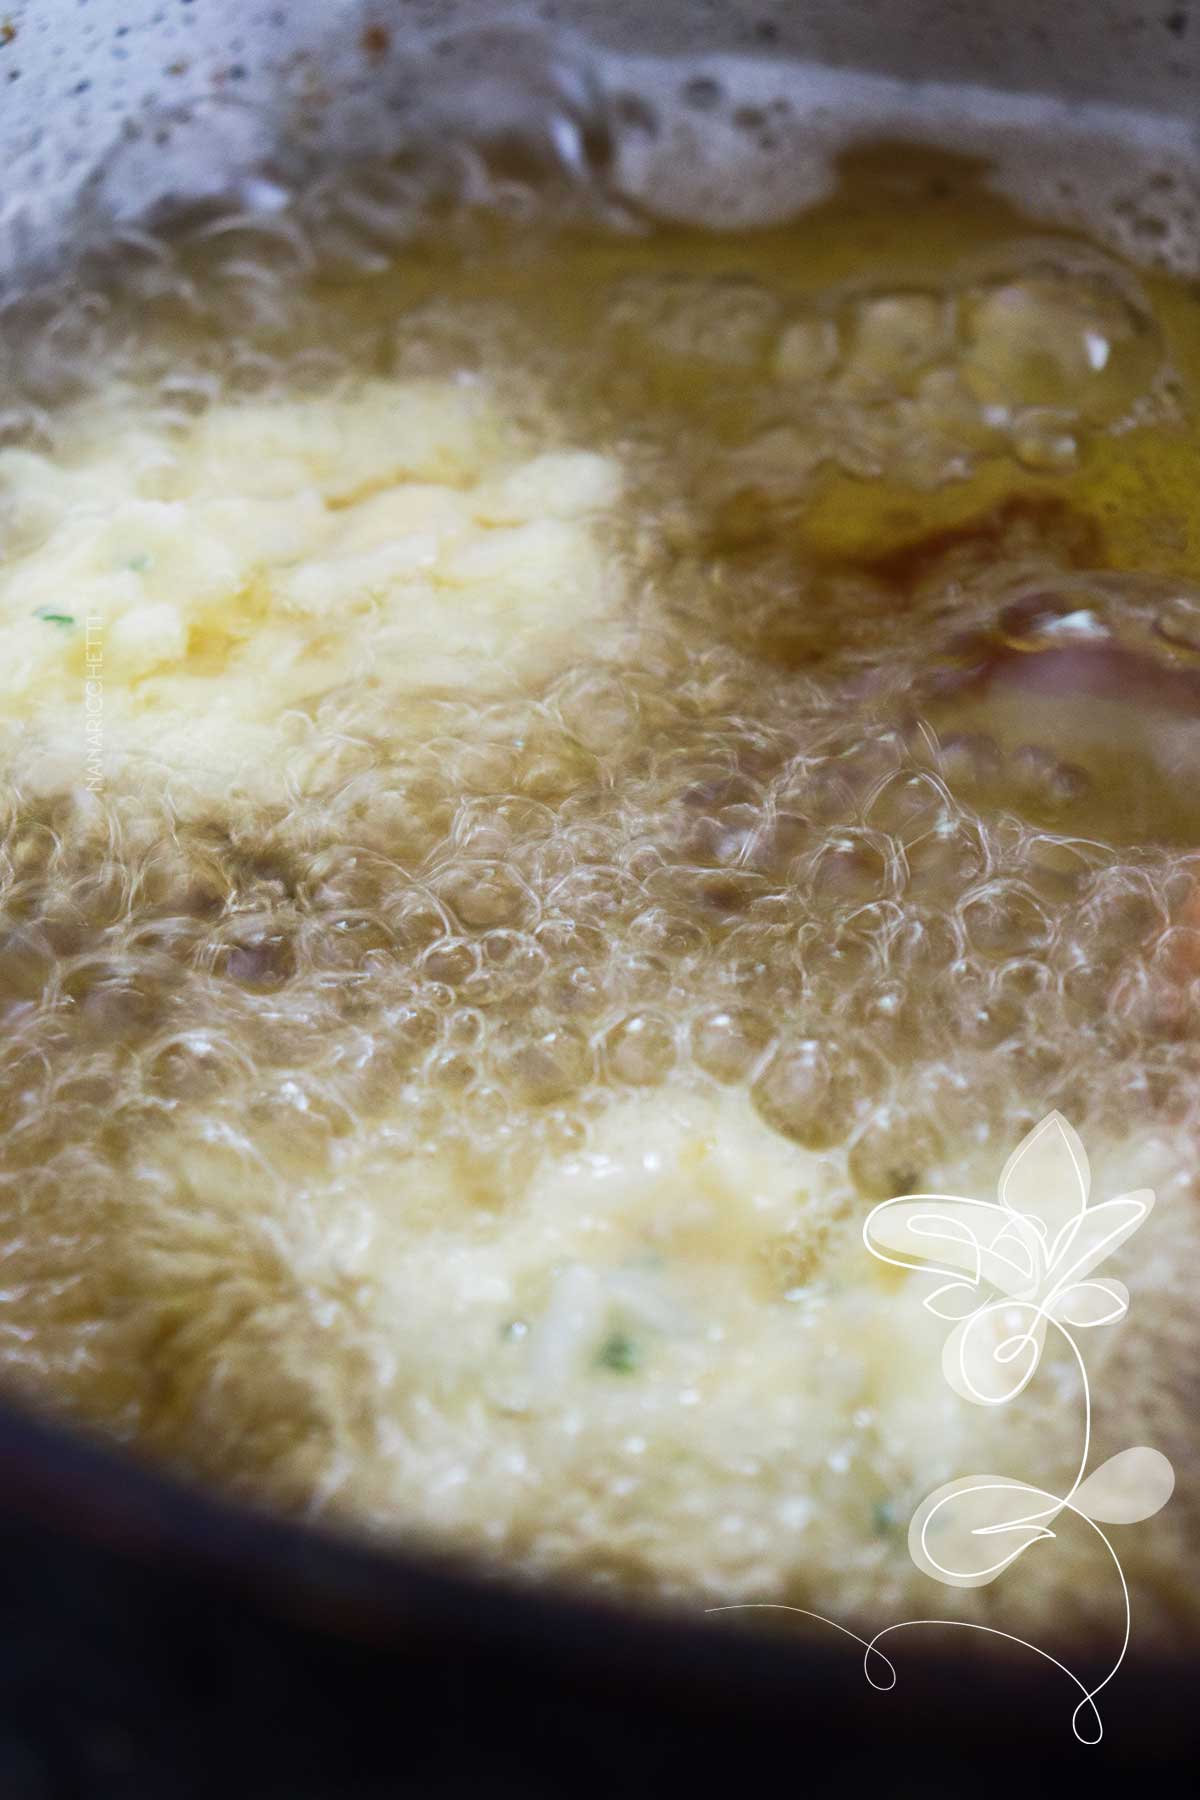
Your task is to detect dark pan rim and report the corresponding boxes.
[0,1390,1192,1760]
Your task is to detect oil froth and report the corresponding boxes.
[1,141,1199,1648]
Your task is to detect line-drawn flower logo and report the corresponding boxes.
[709,1112,1174,1745]
[863,1110,1152,1407]
[863,1111,1174,1739]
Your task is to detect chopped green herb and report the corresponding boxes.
[873,1498,899,1535]
[33,607,75,628]
[125,552,150,572]
[595,1329,642,1374]
[623,1249,666,1272]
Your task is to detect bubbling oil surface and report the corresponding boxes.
[2,144,1200,1644]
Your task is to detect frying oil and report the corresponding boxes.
[1,130,1199,1647]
